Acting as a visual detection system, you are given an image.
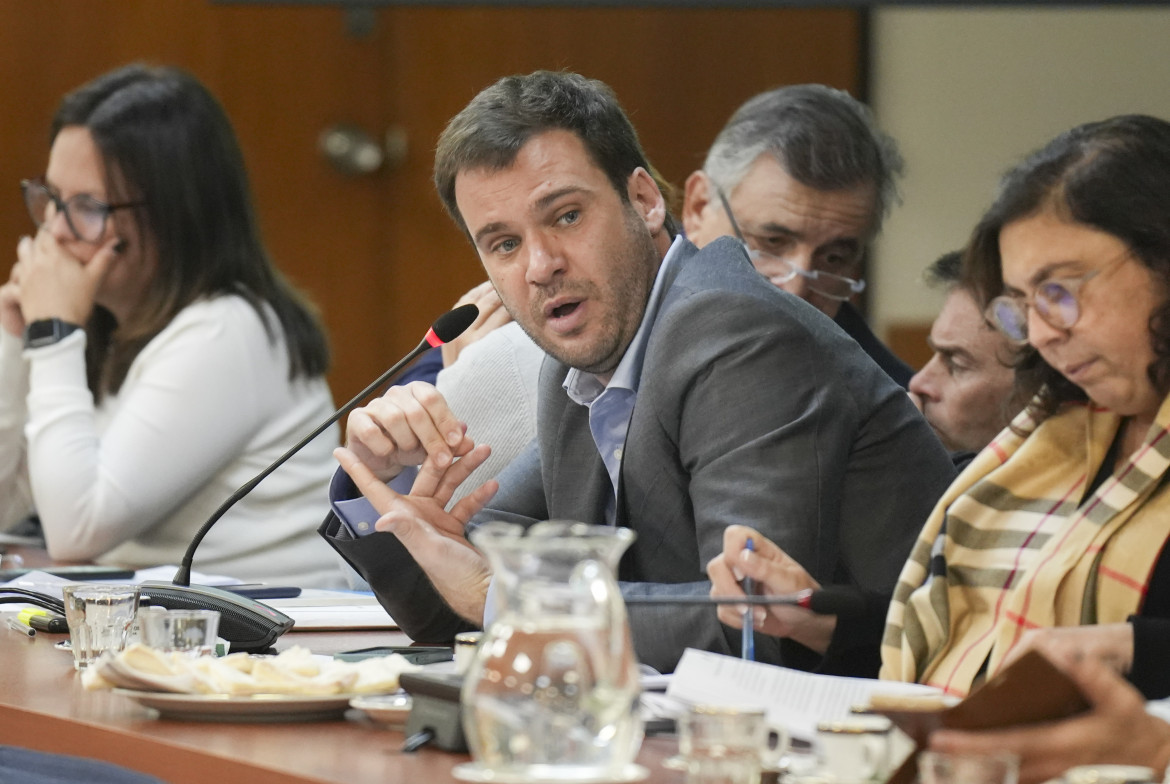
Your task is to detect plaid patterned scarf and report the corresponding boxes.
[880,393,1170,696]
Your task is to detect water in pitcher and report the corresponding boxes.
[462,522,643,780]
[466,620,642,777]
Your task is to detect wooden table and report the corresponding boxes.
[0,573,677,783]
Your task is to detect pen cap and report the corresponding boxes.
[27,613,69,633]
[18,608,48,624]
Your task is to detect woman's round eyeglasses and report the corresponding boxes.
[984,250,1133,344]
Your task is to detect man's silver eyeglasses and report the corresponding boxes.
[715,185,866,302]
[984,250,1133,344]
[21,178,142,244]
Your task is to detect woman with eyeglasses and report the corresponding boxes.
[0,64,346,587]
[707,114,1170,709]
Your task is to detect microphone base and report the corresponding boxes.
[399,670,469,752]
[139,581,294,653]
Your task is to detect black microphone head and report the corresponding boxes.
[431,303,480,344]
[806,586,868,618]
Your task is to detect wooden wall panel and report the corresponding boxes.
[201,6,396,401]
[0,1,861,405]
[887,321,933,372]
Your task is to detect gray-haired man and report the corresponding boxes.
[682,84,913,386]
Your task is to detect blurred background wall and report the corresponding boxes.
[0,1,860,401]
[871,6,1170,364]
[4,2,1170,396]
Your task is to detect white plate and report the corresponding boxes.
[114,689,355,722]
[349,692,412,724]
[451,763,649,783]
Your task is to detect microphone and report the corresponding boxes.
[140,303,479,651]
[624,586,869,619]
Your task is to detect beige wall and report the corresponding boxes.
[869,6,1170,338]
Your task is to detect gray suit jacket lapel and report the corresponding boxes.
[537,359,611,527]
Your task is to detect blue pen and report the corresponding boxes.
[741,537,755,661]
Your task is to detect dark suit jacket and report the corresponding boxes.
[321,237,955,673]
[835,302,914,389]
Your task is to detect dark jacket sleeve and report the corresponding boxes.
[317,511,477,644]
[833,302,914,390]
[1129,616,1170,699]
[1128,538,1170,699]
[776,590,889,679]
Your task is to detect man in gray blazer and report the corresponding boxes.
[321,71,954,674]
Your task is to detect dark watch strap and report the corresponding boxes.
[23,318,82,350]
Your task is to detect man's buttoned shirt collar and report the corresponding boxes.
[563,234,685,523]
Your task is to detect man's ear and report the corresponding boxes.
[681,170,715,238]
[626,167,667,236]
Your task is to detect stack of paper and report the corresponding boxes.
[265,590,397,630]
[666,648,939,741]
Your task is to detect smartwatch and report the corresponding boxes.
[23,318,82,350]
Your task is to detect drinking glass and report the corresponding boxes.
[139,608,220,656]
[918,751,1020,784]
[679,705,787,784]
[453,630,483,675]
[61,584,141,670]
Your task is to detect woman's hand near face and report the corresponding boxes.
[0,239,29,338]
[18,229,120,326]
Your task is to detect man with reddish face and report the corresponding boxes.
[320,71,953,674]
[908,251,1025,458]
[457,129,666,380]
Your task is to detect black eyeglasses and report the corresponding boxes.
[715,184,866,302]
[21,179,142,244]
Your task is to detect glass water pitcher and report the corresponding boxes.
[461,520,643,781]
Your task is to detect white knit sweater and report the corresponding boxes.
[0,296,345,587]
[436,322,544,502]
